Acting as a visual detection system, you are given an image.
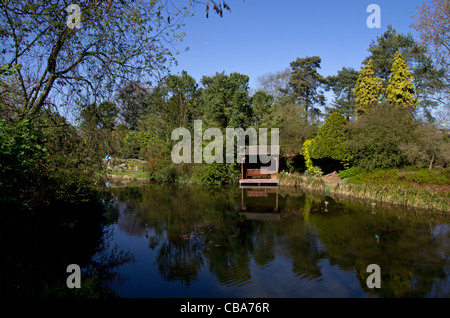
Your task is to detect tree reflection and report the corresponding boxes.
[108,184,450,297]
[0,190,135,298]
[156,242,204,287]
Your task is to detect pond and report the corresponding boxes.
[97,182,449,298]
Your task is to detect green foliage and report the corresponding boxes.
[363,25,445,118]
[282,56,327,117]
[191,163,240,185]
[149,161,178,183]
[309,112,350,164]
[386,52,418,109]
[402,168,449,185]
[338,166,365,179]
[305,166,323,177]
[302,139,315,173]
[117,83,153,130]
[354,60,383,116]
[42,114,106,192]
[338,167,450,187]
[273,101,317,155]
[0,118,49,203]
[346,103,415,170]
[326,67,359,120]
[0,63,22,77]
[251,90,275,129]
[147,70,201,137]
[0,113,104,210]
[122,131,159,159]
[399,123,450,169]
[80,101,119,131]
[201,72,252,129]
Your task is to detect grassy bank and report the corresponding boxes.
[105,169,150,185]
[279,168,450,214]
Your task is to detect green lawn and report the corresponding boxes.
[106,169,149,179]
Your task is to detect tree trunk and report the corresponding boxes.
[429,153,434,170]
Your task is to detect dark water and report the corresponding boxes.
[98,183,449,298]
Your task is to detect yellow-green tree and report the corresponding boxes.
[386,52,418,110]
[354,60,383,117]
[302,139,315,173]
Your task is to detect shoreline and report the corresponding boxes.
[104,169,449,214]
[279,172,449,214]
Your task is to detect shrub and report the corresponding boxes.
[0,118,50,207]
[191,163,240,185]
[338,166,365,179]
[309,112,350,165]
[122,131,159,159]
[346,103,415,170]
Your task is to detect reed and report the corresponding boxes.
[280,172,449,213]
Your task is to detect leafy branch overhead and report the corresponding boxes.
[0,0,234,122]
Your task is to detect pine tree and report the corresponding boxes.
[282,56,327,119]
[386,52,418,110]
[354,60,383,117]
[326,67,359,120]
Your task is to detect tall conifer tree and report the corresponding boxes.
[386,52,418,110]
[354,60,383,116]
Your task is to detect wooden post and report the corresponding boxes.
[275,189,279,212]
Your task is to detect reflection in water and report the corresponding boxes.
[106,183,450,298]
[0,192,135,297]
[240,186,280,220]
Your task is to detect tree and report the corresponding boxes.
[0,118,49,202]
[272,101,317,156]
[282,56,327,119]
[363,25,446,117]
[139,70,201,143]
[411,0,450,109]
[346,102,415,170]
[354,60,383,116]
[411,0,450,84]
[0,0,231,122]
[256,68,291,102]
[386,52,418,110]
[302,139,315,173]
[79,101,119,157]
[326,67,360,120]
[0,65,23,118]
[309,113,350,165]
[97,101,119,131]
[80,101,118,131]
[201,72,252,129]
[116,82,153,130]
[204,0,232,18]
[151,70,201,129]
[251,90,275,129]
[400,124,450,170]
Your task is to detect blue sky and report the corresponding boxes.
[171,0,426,90]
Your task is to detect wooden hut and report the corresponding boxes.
[239,145,279,187]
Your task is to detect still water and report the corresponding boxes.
[99,183,449,298]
